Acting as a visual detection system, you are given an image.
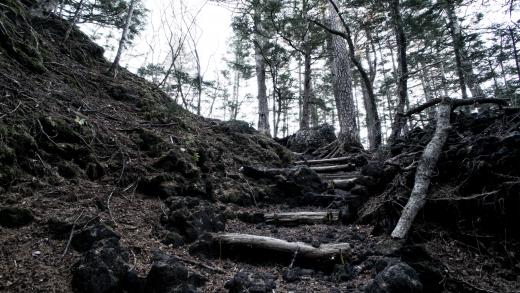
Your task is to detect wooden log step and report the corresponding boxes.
[320,172,360,179]
[264,211,339,226]
[212,233,350,263]
[295,156,352,165]
[329,178,357,190]
[310,164,356,173]
[323,176,375,190]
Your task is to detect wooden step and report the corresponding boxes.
[264,211,339,225]
[320,172,361,180]
[295,156,353,165]
[310,164,356,173]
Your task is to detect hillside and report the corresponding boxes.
[0,3,291,292]
[1,2,519,293]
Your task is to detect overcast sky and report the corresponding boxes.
[89,0,520,140]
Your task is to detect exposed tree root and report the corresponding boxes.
[312,139,365,159]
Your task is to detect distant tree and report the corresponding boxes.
[108,0,137,76]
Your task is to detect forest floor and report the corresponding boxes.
[1,3,520,293]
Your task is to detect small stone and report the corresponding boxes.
[366,262,423,293]
[32,250,41,257]
[71,223,120,252]
[282,267,301,282]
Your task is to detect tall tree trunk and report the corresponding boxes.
[327,3,360,146]
[439,61,450,97]
[300,43,312,130]
[377,37,394,126]
[388,0,409,144]
[108,0,136,77]
[445,0,468,99]
[254,8,270,136]
[63,0,84,42]
[362,40,380,150]
[509,27,520,84]
[324,0,381,149]
[419,61,435,120]
[298,57,303,126]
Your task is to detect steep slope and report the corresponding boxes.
[0,3,291,292]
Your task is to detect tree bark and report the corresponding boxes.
[108,0,136,77]
[326,5,360,146]
[388,0,409,144]
[254,8,270,136]
[300,43,312,130]
[509,26,520,84]
[445,0,468,99]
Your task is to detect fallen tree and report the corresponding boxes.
[391,97,508,239]
[212,233,350,264]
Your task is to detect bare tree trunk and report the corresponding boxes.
[193,44,202,116]
[254,8,270,136]
[388,0,409,144]
[108,0,136,77]
[445,0,468,99]
[63,0,84,43]
[327,5,359,146]
[362,39,380,150]
[391,100,452,239]
[377,37,394,126]
[419,62,435,120]
[391,97,507,239]
[439,61,450,97]
[298,57,303,126]
[509,26,520,84]
[300,43,312,130]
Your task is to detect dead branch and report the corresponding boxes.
[405,97,508,117]
[61,210,85,257]
[391,97,509,239]
[391,100,452,239]
[175,256,225,274]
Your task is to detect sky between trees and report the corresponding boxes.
[80,0,520,147]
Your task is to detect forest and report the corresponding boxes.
[0,0,519,292]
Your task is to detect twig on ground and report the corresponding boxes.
[62,210,85,257]
[0,101,22,119]
[175,256,226,274]
[107,188,117,225]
